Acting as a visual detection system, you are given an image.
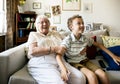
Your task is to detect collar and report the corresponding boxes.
[70,33,84,42]
[38,31,52,37]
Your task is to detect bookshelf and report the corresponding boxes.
[0,34,5,52]
[15,12,37,45]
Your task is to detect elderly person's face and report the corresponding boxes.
[37,18,50,35]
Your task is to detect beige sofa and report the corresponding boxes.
[0,43,37,84]
[0,42,120,84]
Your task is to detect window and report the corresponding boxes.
[0,0,6,34]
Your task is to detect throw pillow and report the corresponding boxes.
[100,46,120,70]
[109,30,120,37]
[87,36,97,59]
[102,36,120,48]
[83,29,108,44]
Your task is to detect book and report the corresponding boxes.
[26,22,31,29]
[19,29,24,37]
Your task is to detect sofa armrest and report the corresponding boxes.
[0,43,28,84]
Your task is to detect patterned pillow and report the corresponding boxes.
[102,36,120,48]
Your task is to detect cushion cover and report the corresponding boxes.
[100,46,120,70]
[83,29,108,44]
[9,65,37,84]
[87,36,97,59]
[102,36,120,48]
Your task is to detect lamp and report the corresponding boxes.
[19,0,26,6]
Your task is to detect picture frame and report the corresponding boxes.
[53,16,61,24]
[51,5,61,16]
[44,12,51,18]
[62,0,81,11]
[83,3,92,13]
[33,2,41,9]
[85,23,92,32]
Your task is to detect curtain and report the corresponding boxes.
[0,0,6,33]
[6,0,18,49]
[0,12,5,33]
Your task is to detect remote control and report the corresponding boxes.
[98,60,106,68]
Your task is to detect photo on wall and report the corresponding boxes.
[85,23,92,32]
[62,0,81,11]
[44,12,51,18]
[33,2,41,9]
[51,5,61,16]
[83,3,92,13]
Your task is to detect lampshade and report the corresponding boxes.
[19,0,26,6]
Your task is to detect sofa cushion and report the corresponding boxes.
[9,65,37,84]
[90,58,120,84]
[106,71,120,84]
[83,29,108,44]
[87,36,97,59]
[100,46,120,70]
[102,36,120,48]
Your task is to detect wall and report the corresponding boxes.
[20,0,120,31]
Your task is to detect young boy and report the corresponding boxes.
[59,15,114,84]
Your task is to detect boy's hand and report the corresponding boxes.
[61,70,70,82]
[80,47,87,55]
[112,55,120,65]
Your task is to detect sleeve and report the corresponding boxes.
[26,32,37,46]
[61,36,70,49]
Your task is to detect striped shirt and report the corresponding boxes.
[61,33,94,63]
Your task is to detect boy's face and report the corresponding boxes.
[71,18,84,34]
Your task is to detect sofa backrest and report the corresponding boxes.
[0,43,28,84]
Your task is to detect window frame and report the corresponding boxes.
[0,0,6,34]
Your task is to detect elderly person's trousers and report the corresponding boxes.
[27,54,86,84]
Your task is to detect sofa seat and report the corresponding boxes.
[9,56,120,84]
[8,65,37,84]
[91,56,120,84]
[1,43,120,84]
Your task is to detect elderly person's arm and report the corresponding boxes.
[28,42,65,57]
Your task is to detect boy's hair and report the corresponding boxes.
[67,15,83,31]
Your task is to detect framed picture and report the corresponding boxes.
[51,5,61,16]
[53,16,61,24]
[62,0,81,11]
[83,3,92,13]
[85,24,92,32]
[33,2,41,9]
[44,12,51,18]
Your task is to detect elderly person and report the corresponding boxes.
[27,15,86,84]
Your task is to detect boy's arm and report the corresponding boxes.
[93,42,120,65]
[56,46,69,82]
[56,54,69,81]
